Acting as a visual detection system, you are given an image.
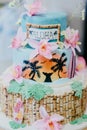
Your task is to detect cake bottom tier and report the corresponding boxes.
[0,87,87,125]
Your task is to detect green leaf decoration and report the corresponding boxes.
[60,35,65,42]
[70,119,78,125]
[20,83,54,100]
[71,81,83,98]
[19,84,32,99]
[7,80,23,94]
[82,114,87,122]
[7,80,53,100]
[82,114,87,119]
[21,124,26,128]
[76,118,83,124]
[70,114,87,125]
[9,121,26,129]
[24,44,34,49]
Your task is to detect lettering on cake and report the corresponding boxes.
[29,28,58,41]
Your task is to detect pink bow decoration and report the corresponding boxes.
[32,106,64,130]
[13,98,24,124]
[28,39,58,59]
[63,27,81,55]
[11,27,26,48]
[24,0,46,16]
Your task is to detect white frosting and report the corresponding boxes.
[50,69,87,95]
[0,67,87,96]
[0,68,87,130]
[0,108,87,130]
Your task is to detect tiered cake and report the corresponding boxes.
[0,0,87,129]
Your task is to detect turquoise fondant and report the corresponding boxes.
[9,121,26,129]
[21,12,67,32]
[13,47,72,73]
[71,81,83,98]
[70,114,87,125]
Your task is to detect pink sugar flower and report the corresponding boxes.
[24,0,45,16]
[2,66,23,86]
[14,106,20,113]
[13,98,24,124]
[11,27,26,48]
[11,65,23,83]
[63,27,81,55]
[28,39,58,59]
[13,65,22,79]
[32,106,64,130]
[14,100,23,113]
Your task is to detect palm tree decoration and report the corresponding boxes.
[22,60,42,81]
[51,53,67,78]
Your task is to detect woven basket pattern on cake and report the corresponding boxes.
[0,87,87,125]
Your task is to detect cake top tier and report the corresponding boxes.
[21,12,67,32]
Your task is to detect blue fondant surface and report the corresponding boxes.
[21,12,67,32]
[13,47,72,70]
[23,78,71,86]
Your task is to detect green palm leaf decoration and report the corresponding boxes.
[20,83,53,100]
[9,121,26,129]
[71,81,83,98]
[7,80,23,94]
[7,80,54,101]
[70,114,87,125]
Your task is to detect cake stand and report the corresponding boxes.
[0,108,87,130]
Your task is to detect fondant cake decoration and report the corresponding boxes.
[69,52,76,78]
[11,27,26,48]
[28,39,58,59]
[0,0,87,128]
[12,65,22,80]
[76,56,86,71]
[71,81,83,98]
[22,53,68,82]
[62,27,81,55]
[19,83,53,100]
[7,80,23,94]
[24,0,45,16]
[2,65,23,86]
[13,98,24,124]
[28,28,58,41]
[9,121,26,129]
[26,24,60,43]
[51,53,67,79]
[7,80,53,100]
[9,98,26,129]
[32,106,64,130]
[70,114,87,125]
[22,60,43,81]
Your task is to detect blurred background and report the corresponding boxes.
[0,0,86,73]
